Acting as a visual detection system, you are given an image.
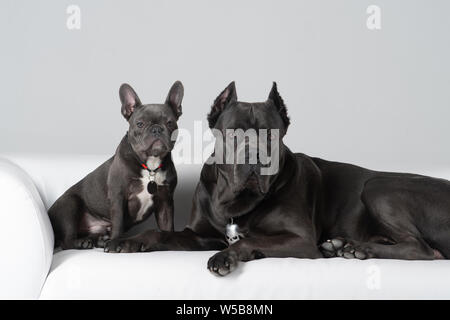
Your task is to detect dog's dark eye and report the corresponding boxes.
[167,120,174,128]
[136,121,144,128]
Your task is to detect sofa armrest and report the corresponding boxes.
[0,158,54,299]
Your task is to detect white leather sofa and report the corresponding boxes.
[1,153,450,300]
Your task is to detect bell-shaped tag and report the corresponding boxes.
[226,223,241,245]
[147,181,157,194]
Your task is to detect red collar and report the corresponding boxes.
[141,163,163,172]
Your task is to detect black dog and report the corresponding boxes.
[49,82,183,250]
[105,82,450,277]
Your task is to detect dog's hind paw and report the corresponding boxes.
[340,242,368,260]
[320,238,344,258]
[320,238,371,260]
[320,238,369,259]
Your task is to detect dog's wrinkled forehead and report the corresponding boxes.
[217,101,285,131]
[131,104,177,123]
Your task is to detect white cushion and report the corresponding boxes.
[2,153,450,299]
[1,153,201,230]
[40,249,450,299]
[0,158,54,299]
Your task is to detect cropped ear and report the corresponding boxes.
[207,81,237,128]
[165,81,184,119]
[268,82,290,129]
[119,83,142,121]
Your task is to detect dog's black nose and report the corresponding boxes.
[150,125,163,136]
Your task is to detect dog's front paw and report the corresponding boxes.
[95,234,110,248]
[104,238,143,253]
[207,250,238,276]
[62,237,94,249]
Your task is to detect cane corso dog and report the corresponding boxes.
[105,82,450,276]
[49,81,183,250]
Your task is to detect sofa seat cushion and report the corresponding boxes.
[40,249,450,299]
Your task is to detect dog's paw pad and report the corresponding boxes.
[341,243,368,260]
[207,251,238,276]
[77,238,94,249]
[320,238,345,257]
[343,252,355,259]
[104,240,122,253]
[96,235,111,248]
[104,238,143,253]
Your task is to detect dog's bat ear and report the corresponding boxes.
[165,81,184,119]
[268,82,290,130]
[119,83,142,121]
[208,81,237,128]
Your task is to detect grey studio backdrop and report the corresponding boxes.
[1,0,449,230]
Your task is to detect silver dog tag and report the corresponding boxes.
[226,222,241,245]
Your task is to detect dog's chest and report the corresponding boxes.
[130,168,167,222]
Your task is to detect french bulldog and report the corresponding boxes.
[104,82,450,277]
[48,81,183,250]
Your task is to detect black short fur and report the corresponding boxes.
[105,82,450,276]
[49,81,184,250]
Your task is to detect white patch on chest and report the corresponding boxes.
[134,157,167,221]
